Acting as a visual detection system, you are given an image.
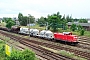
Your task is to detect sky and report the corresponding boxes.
[0,0,90,18]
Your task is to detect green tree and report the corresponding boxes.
[18,13,23,25]
[18,13,35,26]
[5,18,15,29]
[28,15,35,23]
[77,25,83,31]
[20,16,28,26]
[6,18,13,23]
[2,17,15,23]
[37,16,46,26]
[79,19,88,23]
[61,15,67,30]
[70,24,77,31]
[73,18,79,22]
[46,12,68,31]
[2,17,8,22]
[6,21,15,29]
[77,25,85,35]
[83,19,88,23]
[48,15,60,31]
[66,15,73,22]
[56,12,62,19]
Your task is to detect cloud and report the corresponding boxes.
[0,0,90,18]
[0,14,18,18]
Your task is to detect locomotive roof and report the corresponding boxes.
[63,32,71,34]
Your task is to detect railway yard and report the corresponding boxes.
[0,30,90,60]
[1,1,90,59]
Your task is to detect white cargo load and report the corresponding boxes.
[30,29,34,35]
[30,29,39,36]
[32,29,39,36]
[44,30,54,39]
[39,30,46,38]
[19,27,29,34]
[39,30,54,39]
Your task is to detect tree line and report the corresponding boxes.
[2,12,88,34]
[18,13,35,26]
[17,12,86,35]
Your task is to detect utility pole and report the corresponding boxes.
[28,14,30,37]
[46,22,48,30]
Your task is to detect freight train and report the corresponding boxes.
[0,26,79,45]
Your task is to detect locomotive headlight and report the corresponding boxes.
[74,36,77,38]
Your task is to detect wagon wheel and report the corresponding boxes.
[65,41,67,45]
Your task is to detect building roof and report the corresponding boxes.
[67,22,90,26]
[0,18,2,20]
[87,19,90,21]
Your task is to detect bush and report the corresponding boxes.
[22,49,35,60]
[0,40,36,60]
[0,41,5,54]
[6,50,23,60]
[80,29,85,35]
[0,41,7,60]
[6,49,36,60]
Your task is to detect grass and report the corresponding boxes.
[84,31,90,37]
[0,34,40,60]
[71,30,90,37]
[0,40,5,60]
[20,24,46,31]
[59,50,87,60]
[40,46,87,60]
[0,35,10,42]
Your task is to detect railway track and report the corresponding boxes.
[78,36,90,42]
[77,36,90,50]
[0,37,49,60]
[0,30,75,60]
[0,30,90,60]
[22,38,90,60]
[12,31,90,50]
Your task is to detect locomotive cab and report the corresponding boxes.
[63,32,72,35]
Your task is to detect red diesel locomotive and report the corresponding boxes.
[54,32,78,44]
